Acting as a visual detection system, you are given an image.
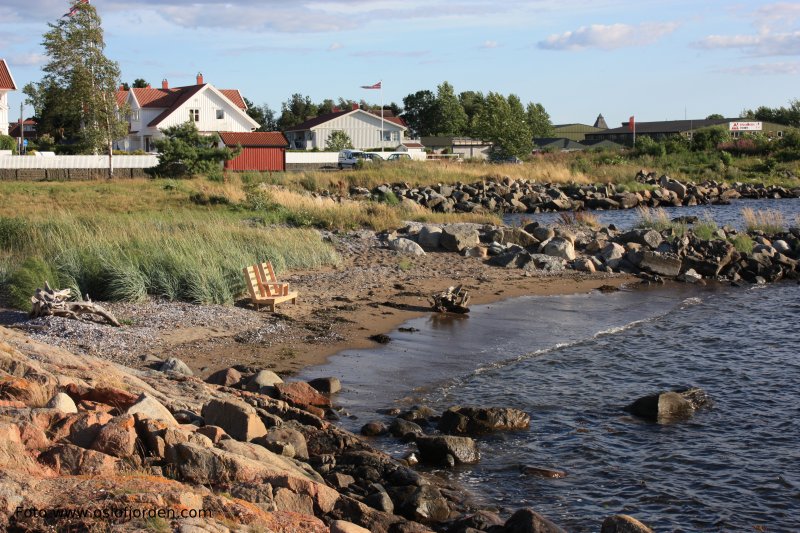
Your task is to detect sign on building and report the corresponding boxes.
[729,121,762,132]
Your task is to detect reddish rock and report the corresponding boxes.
[275,382,331,410]
[27,408,69,433]
[77,400,115,413]
[49,411,114,448]
[91,414,138,459]
[18,421,50,451]
[196,425,227,444]
[200,399,267,442]
[0,399,26,408]
[273,487,314,516]
[38,443,120,476]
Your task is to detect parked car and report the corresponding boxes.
[338,149,365,169]
[490,155,524,165]
[386,153,411,161]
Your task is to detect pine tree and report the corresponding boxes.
[434,82,468,136]
[32,1,128,174]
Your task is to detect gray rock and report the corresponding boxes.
[389,418,424,439]
[543,238,576,261]
[660,175,687,199]
[360,421,388,437]
[255,427,309,460]
[417,225,443,250]
[525,254,566,272]
[389,237,426,256]
[364,490,394,514]
[308,377,341,394]
[200,399,267,441]
[773,240,791,253]
[601,242,626,263]
[531,226,555,242]
[400,485,451,523]
[440,225,480,252]
[46,392,78,414]
[416,435,480,466]
[246,370,283,391]
[127,393,179,427]
[679,268,703,284]
[501,228,539,248]
[159,357,193,376]
[639,251,682,277]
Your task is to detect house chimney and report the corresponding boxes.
[162,79,169,89]
[118,84,125,91]
[351,103,359,111]
[333,106,340,113]
[146,84,152,89]
[196,72,204,85]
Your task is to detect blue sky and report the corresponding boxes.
[2,0,799,128]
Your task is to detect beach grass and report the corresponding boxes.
[729,233,754,254]
[742,208,785,234]
[692,217,719,241]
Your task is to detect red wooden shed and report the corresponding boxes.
[219,132,288,172]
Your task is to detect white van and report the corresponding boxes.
[338,149,364,169]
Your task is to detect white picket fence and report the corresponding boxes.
[0,155,159,169]
[285,152,339,164]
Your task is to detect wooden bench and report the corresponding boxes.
[243,261,298,312]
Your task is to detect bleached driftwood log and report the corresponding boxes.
[430,285,471,314]
[30,282,121,327]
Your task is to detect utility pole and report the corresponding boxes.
[19,102,24,155]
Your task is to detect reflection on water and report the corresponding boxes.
[299,283,800,531]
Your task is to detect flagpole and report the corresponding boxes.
[380,81,384,153]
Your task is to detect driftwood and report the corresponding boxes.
[430,285,471,314]
[30,282,121,327]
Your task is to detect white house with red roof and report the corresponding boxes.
[284,105,407,150]
[115,73,259,152]
[0,59,17,136]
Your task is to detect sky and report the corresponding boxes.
[1,0,799,128]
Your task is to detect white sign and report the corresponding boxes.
[729,121,762,132]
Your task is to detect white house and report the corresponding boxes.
[284,106,407,150]
[115,73,259,152]
[0,59,17,136]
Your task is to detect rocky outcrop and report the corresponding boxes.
[200,398,268,441]
[415,435,480,466]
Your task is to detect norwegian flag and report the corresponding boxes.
[63,0,90,18]
[628,116,635,132]
[360,82,382,90]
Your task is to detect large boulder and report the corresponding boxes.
[255,427,309,460]
[531,226,555,242]
[46,393,77,414]
[159,357,193,376]
[543,238,576,261]
[389,238,426,256]
[415,435,479,466]
[620,229,663,250]
[246,369,283,391]
[308,377,341,394]
[438,406,530,435]
[205,367,243,387]
[500,228,539,248]
[275,382,331,409]
[440,225,480,253]
[399,484,451,524]
[503,508,566,533]
[200,399,268,441]
[38,444,120,476]
[639,251,682,277]
[625,387,710,422]
[417,225,443,250]
[660,175,687,200]
[127,393,179,427]
[91,414,138,459]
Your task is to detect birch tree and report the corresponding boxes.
[34,0,128,175]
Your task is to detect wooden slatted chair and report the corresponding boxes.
[242,261,298,312]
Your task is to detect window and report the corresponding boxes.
[216,109,224,120]
[382,130,398,142]
[778,131,783,138]
[189,109,199,122]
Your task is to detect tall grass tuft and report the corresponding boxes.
[636,206,687,238]
[0,212,339,309]
[692,217,719,241]
[729,233,754,254]
[742,208,785,234]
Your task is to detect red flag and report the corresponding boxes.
[628,116,635,132]
[360,82,382,90]
[63,0,89,17]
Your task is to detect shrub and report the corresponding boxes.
[148,121,237,178]
[729,233,754,254]
[7,257,61,311]
[0,134,15,151]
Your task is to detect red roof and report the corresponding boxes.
[219,132,288,147]
[114,83,249,128]
[0,60,17,90]
[285,108,407,132]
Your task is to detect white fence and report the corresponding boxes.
[285,152,339,164]
[0,155,159,169]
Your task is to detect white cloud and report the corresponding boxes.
[694,2,800,57]
[9,53,47,66]
[328,42,344,51]
[538,22,679,51]
[481,40,499,49]
[717,61,800,75]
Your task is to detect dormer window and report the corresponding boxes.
[131,110,140,121]
[189,109,199,122]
